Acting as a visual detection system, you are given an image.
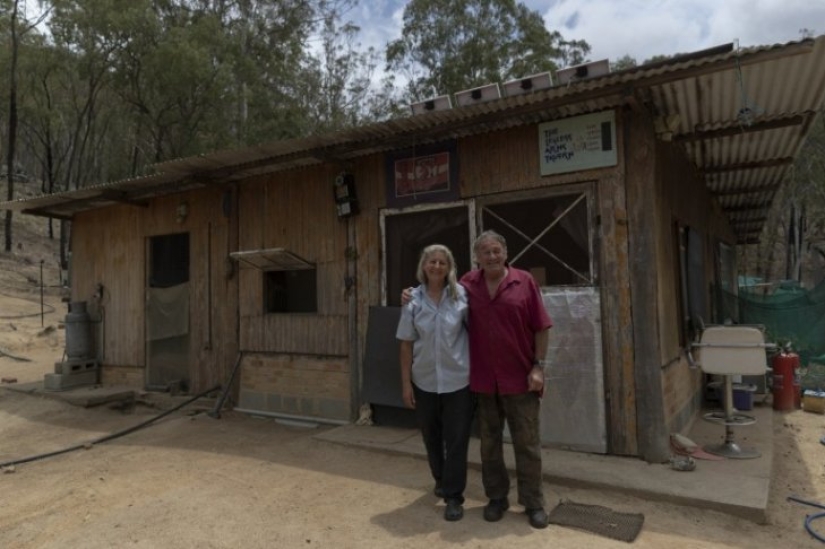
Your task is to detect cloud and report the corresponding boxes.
[532,0,823,64]
[350,0,405,53]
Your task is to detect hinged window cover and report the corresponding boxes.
[230,248,314,271]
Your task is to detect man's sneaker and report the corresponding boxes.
[483,497,510,522]
[526,507,549,529]
[433,482,444,498]
[444,500,464,521]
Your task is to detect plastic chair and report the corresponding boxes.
[693,325,771,459]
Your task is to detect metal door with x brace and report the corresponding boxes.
[478,185,607,453]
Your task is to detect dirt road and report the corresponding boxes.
[2,378,825,548]
[1,226,825,548]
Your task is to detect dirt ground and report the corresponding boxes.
[2,216,825,548]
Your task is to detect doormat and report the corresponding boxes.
[547,500,644,542]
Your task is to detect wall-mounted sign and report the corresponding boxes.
[539,111,617,176]
[394,152,450,197]
[385,141,459,208]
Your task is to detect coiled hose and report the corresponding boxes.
[0,384,220,468]
[787,495,825,543]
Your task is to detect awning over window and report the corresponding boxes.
[229,248,314,271]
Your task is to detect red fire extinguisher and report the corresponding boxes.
[772,348,801,411]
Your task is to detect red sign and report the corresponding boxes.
[393,152,450,197]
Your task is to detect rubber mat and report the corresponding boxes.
[547,500,644,542]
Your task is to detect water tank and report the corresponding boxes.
[65,301,94,359]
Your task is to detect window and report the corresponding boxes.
[714,241,738,323]
[229,248,317,314]
[479,190,593,286]
[149,232,189,288]
[674,222,707,345]
[264,269,317,313]
[717,242,736,292]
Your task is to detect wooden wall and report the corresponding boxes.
[459,118,640,457]
[67,106,736,454]
[654,131,737,435]
[233,156,388,421]
[71,186,239,394]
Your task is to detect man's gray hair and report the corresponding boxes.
[473,230,507,254]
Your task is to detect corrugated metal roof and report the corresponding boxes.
[4,37,825,244]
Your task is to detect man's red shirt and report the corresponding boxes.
[460,267,553,394]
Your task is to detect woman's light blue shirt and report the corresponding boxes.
[396,284,470,394]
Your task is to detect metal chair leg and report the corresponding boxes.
[703,376,761,459]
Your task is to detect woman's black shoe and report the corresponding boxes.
[444,500,464,521]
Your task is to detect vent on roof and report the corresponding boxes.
[454,83,502,107]
[502,72,554,96]
[556,59,611,85]
[410,95,453,115]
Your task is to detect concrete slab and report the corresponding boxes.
[44,371,98,391]
[315,401,774,524]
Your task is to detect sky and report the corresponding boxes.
[353,0,824,65]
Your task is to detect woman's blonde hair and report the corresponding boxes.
[416,244,459,300]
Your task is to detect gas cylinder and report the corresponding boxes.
[65,301,94,359]
[772,350,801,411]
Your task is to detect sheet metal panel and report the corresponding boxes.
[540,287,607,453]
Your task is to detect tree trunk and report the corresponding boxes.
[4,0,21,252]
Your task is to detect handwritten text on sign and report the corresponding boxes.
[539,111,617,176]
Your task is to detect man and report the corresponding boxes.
[461,230,552,529]
[403,230,552,528]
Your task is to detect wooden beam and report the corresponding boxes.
[101,190,149,208]
[710,184,779,196]
[624,107,670,463]
[702,156,794,174]
[731,216,768,226]
[723,203,772,213]
[20,208,73,221]
[674,114,808,143]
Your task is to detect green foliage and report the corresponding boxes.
[0,0,585,205]
[386,0,590,101]
[610,54,637,72]
[739,109,825,287]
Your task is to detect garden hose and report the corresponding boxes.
[787,495,825,543]
[0,385,220,468]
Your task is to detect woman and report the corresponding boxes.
[396,244,474,522]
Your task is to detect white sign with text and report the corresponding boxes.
[539,111,617,176]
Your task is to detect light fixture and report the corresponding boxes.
[176,202,189,224]
[556,59,611,85]
[502,72,554,96]
[454,83,502,107]
[410,95,453,115]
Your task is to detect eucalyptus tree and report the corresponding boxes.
[47,0,131,187]
[2,0,49,252]
[296,0,385,132]
[109,0,239,165]
[785,110,825,283]
[213,0,320,145]
[385,0,590,102]
[1,0,21,252]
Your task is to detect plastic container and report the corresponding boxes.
[803,390,825,414]
[733,383,756,411]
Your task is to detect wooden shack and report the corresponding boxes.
[4,37,825,462]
